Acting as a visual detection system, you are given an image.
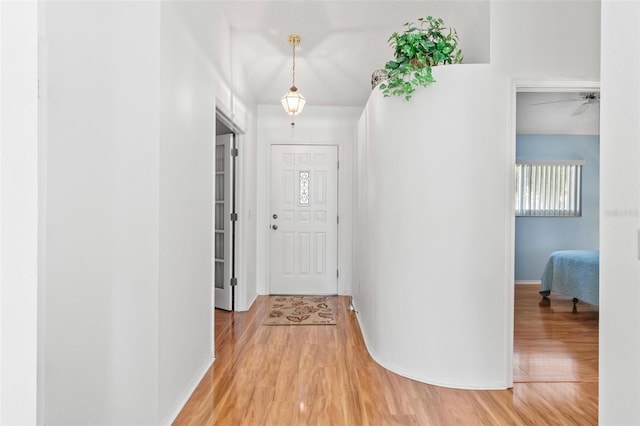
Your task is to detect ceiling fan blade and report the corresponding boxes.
[571,102,589,116]
[531,98,583,106]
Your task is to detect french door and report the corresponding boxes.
[214,134,234,310]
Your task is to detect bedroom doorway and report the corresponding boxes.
[511,83,600,386]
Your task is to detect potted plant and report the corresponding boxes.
[378,16,463,101]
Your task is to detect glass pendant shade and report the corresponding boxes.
[281,86,306,115]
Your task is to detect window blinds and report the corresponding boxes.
[515,160,584,217]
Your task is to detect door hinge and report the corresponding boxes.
[336,269,339,278]
[337,215,339,224]
[230,277,238,287]
[231,148,239,157]
[231,213,238,222]
[337,160,340,170]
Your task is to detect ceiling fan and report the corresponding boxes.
[532,92,600,116]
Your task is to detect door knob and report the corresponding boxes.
[272,224,278,230]
[272,214,278,219]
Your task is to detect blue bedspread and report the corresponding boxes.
[540,250,599,306]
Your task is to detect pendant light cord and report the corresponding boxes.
[291,41,296,88]
[290,38,297,127]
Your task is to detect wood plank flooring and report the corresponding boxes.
[174,285,598,425]
[514,285,598,384]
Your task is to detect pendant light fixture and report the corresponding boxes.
[281,34,306,126]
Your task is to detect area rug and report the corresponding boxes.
[263,295,337,325]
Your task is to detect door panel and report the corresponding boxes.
[214,134,233,310]
[270,145,338,295]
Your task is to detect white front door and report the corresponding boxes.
[270,145,338,295]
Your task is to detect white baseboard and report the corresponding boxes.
[352,300,509,390]
[161,354,214,426]
[515,280,541,285]
[236,293,258,312]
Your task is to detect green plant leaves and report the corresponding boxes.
[380,15,462,101]
[385,60,400,69]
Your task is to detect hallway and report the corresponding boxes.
[174,288,597,425]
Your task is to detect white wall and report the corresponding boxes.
[43,2,161,423]
[256,105,360,296]
[491,0,600,79]
[355,66,509,388]
[599,2,640,423]
[158,2,218,423]
[352,0,601,389]
[210,3,258,312]
[0,1,39,424]
[40,1,245,424]
[235,117,259,311]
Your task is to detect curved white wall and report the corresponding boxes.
[354,65,511,389]
[353,0,602,390]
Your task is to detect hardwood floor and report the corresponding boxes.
[514,284,598,384]
[174,285,598,425]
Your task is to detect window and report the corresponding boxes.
[515,160,584,217]
[299,171,310,205]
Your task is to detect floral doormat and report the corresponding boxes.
[263,296,337,325]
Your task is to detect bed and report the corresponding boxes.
[539,250,599,312]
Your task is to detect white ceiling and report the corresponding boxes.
[220,2,599,134]
[517,92,600,135]
[221,1,490,107]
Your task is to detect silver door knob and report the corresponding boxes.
[272,224,278,230]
